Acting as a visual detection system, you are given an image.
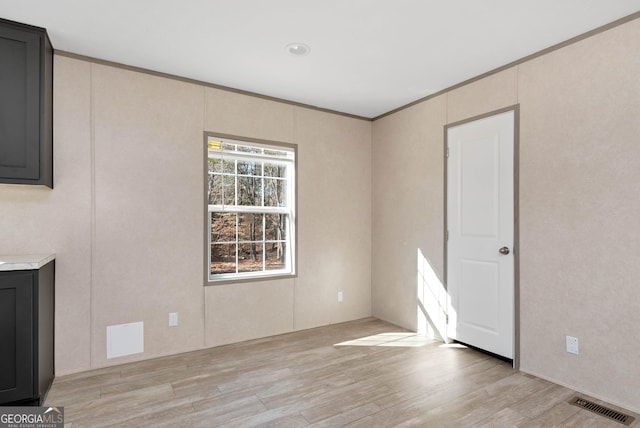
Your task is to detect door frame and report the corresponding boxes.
[443,104,520,368]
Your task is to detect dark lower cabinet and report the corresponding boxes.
[0,261,54,405]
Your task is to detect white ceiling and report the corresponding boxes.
[1,1,639,118]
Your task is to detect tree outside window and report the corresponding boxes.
[206,135,296,282]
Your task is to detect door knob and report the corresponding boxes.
[499,247,510,255]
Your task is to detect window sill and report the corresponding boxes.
[205,272,297,286]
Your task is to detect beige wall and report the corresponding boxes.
[372,18,640,412]
[372,95,446,332]
[0,57,93,373]
[0,55,372,375]
[204,92,373,347]
[1,13,637,415]
[517,18,640,413]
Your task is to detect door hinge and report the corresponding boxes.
[446,230,449,241]
[446,146,449,158]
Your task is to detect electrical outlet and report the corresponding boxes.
[566,335,579,354]
[169,312,178,327]
[338,291,343,302]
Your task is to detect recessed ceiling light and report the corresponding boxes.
[286,43,310,57]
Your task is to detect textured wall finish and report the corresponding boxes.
[202,93,373,347]
[446,68,518,124]
[0,13,637,416]
[0,55,372,375]
[517,18,640,413]
[294,108,373,330]
[372,97,446,332]
[372,17,640,413]
[205,87,295,143]
[0,56,93,375]
[90,64,207,368]
[205,279,295,347]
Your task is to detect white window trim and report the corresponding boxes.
[205,133,297,284]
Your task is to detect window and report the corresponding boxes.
[206,134,296,282]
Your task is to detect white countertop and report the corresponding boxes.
[0,254,55,271]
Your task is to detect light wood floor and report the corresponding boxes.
[46,318,638,427]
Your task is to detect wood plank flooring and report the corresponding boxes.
[45,318,638,427]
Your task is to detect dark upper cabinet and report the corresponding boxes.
[0,18,53,188]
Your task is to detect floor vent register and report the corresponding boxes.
[568,396,635,426]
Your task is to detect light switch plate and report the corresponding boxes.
[169,312,178,327]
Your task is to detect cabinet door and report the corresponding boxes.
[0,272,34,404]
[0,25,41,181]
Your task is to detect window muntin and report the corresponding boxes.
[207,136,295,282]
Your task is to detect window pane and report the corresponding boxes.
[238,243,263,272]
[238,176,262,206]
[208,158,222,173]
[238,213,263,242]
[264,149,289,157]
[264,162,287,178]
[265,214,287,241]
[207,137,295,281]
[208,174,222,205]
[222,159,235,174]
[237,145,263,155]
[265,242,286,271]
[208,139,222,151]
[223,175,235,205]
[211,244,236,274]
[264,178,286,207]
[237,160,262,176]
[211,212,236,243]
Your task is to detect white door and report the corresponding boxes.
[446,110,515,359]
